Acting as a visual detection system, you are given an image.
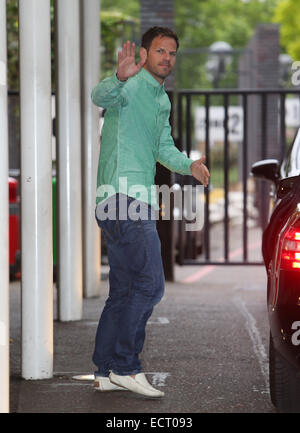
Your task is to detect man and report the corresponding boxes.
[91,27,210,397]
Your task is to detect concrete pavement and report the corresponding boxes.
[8,252,276,413]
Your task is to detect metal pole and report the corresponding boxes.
[80,0,101,298]
[0,0,9,412]
[224,94,229,261]
[19,0,53,379]
[55,0,83,320]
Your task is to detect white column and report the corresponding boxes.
[19,0,53,379]
[0,0,9,412]
[80,0,101,298]
[55,0,83,320]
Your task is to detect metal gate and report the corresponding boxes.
[8,89,300,278]
[168,88,300,267]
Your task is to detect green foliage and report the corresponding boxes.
[6,0,283,89]
[101,11,139,79]
[6,0,19,90]
[6,0,138,88]
[6,0,55,91]
[101,0,139,19]
[273,0,300,60]
[175,0,279,49]
[99,0,139,78]
[175,0,280,89]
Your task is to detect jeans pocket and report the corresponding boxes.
[119,218,143,244]
[96,216,118,242]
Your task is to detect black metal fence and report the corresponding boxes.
[172,88,300,267]
[8,89,300,277]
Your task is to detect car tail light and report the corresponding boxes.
[9,177,18,203]
[281,226,300,269]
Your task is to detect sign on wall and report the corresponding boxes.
[195,106,243,144]
[195,99,300,145]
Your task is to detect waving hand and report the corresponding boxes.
[116,41,147,82]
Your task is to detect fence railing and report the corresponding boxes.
[173,88,300,266]
[8,89,300,271]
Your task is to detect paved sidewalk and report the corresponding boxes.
[9,258,273,414]
[10,268,173,414]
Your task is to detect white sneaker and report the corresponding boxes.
[109,372,164,397]
[94,376,127,392]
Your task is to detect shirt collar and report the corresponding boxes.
[139,67,165,89]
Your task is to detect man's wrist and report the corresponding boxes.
[189,160,195,173]
[116,72,128,82]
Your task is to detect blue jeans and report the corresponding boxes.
[93,195,165,377]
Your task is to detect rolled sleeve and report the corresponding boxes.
[157,120,193,175]
[91,73,128,109]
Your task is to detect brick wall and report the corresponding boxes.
[140,0,174,36]
[239,24,280,229]
[239,24,280,165]
[140,0,175,89]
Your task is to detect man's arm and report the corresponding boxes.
[91,74,128,109]
[157,119,210,187]
[157,120,193,174]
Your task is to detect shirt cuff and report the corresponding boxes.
[183,158,193,175]
[113,72,127,85]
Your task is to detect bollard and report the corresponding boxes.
[19,0,53,379]
[55,0,83,320]
[80,0,101,298]
[0,0,9,413]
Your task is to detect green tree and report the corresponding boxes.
[100,0,139,78]
[175,0,279,49]
[6,0,281,89]
[273,0,300,60]
[101,0,139,19]
[6,0,55,91]
[99,0,280,88]
[101,11,139,79]
[175,0,280,88]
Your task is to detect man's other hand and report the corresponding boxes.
[190,156,210,187]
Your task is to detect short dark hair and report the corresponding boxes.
[141,26,179,51]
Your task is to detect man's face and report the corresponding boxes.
[141,36,177,84]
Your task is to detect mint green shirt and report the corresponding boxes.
[91,68,193,208]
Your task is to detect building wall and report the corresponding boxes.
[239,24,280,166]
[140,0,175,90]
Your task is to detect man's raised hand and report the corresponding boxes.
[116,41,147,82]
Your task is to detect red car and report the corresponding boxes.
[9,177,20,278]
